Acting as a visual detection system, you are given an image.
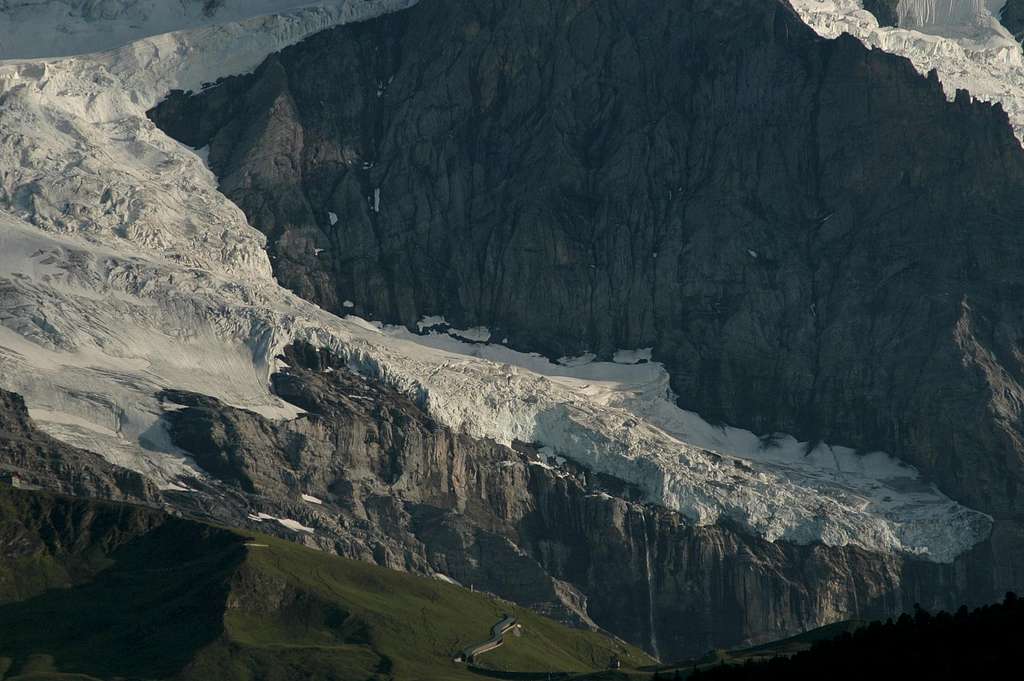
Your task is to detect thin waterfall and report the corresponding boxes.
[640,509,661,660]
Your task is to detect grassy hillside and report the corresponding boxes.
[0,487,650,680]
[187,532,651,680]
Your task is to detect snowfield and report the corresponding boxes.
[0,0,993,562]
[791,1,1024,142]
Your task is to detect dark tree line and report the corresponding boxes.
[687,593,1022,680]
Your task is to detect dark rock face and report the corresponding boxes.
[149,0,1024,596]
[862,0,899,27]
[0,485,248,680]
[0,389,160,504]
[1002,0,1024,42]
[158,344,984,659]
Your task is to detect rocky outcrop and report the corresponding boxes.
[157,344,986,659]
[148,0,1024,597]
[0,389,159,505]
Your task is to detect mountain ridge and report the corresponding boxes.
[150,0,1024,593]
[0,0,1022,668]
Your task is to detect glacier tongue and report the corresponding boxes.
[371,329,993,564]
[0,0,992,562]
[791,1,1024,141]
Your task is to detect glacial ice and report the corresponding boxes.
[380,327,992,563]
[0,0,993,562]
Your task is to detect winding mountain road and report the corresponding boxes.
[459,614,521,663]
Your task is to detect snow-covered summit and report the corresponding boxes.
[791,1,1024,141]
[0,0,992,561]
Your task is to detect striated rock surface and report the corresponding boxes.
[1002,0,1024,41]
[149,0,1024,595]
[156,344,988,659]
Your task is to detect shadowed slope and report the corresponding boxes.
[0,486,650,680]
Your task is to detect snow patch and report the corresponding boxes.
[301,493,323,505]
[433,573,462,586]
[277,517,315,533]
[613,348,653,365]
[448,326,491,343]
[247,511,314,534]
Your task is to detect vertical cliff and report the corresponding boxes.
[156,344,986,658]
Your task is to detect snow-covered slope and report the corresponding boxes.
[0,0,418,479]
[0,0,991,561]
[791,1,1024,141]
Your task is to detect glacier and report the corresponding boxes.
[0,0,993,561]
[791,1,1024,141]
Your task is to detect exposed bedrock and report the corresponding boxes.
[148,0,1024,596]
[157,344,988,659]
